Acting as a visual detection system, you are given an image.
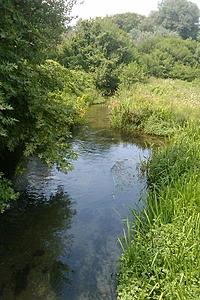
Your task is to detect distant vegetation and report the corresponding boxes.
[58,0,200,96]
[140,37,200,80]
[59,18,138,95]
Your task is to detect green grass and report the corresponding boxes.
[110,78,200,136]
[117,124,200,299]
[115,79,200,299]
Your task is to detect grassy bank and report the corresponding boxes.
[116,79,200,299]
[110,78,200,136]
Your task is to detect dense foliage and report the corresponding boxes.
[130,26,178,45]
[59,0,200,97]
[135,0,200,40]
[105,12,145,33]
[140,37,200,80]
[0,0,97,211]
[155,0,200,39]
[0,0,76,62]
[59,18,140,95]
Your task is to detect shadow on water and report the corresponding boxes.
[0,190,75,300]
[0,104,152,300]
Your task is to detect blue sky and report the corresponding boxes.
[72,0,200,20]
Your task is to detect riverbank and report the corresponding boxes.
[110,78,200,137]
[116,80,200,299]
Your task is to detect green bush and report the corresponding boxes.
[139,37,200,80]
[0,174,18,213]
[0,0,83,211]
[95,60,120,95]
[119,62,148,88]
[22,60,97,170]
[171,63,200,81]
[59,18,139,94]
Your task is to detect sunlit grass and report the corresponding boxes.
[118,124,200,299]
[110,78,200,136]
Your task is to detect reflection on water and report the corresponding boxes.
[0,190,74,300]
[0,105,151,300]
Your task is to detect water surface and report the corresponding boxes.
[0,105,150,300]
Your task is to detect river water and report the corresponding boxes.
[0,105,151,300]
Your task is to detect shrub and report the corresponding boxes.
[171,63,200,81]
[139,37,200,80]
[59,18,140,94]
[0,174,18,212]
[119,62,148,88]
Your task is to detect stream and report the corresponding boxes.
[0,105,151,300]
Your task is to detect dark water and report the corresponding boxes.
[0,105,151,300]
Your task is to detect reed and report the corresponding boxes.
[110,78,200,137]
[118,123,200,299]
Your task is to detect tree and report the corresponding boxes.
[0,0,78,164]
[60,18,139,94]
[0,0,99,211]
[106,12,145,33]
[0,0,77,63]
[155,0,200,39]
[139,36,200,79]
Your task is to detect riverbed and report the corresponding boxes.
[0,105,151,300]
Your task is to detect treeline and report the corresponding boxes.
[0,0,200,211]
[58,0,200,95]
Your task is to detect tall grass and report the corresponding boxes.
[118,123,200,299]
[115,80,200,299]
[110,78,200,136]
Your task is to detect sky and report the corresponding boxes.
[72,0,200,20]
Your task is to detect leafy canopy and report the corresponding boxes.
[59,18,139,94]
[155,0,200,39]
[0,0,100,211]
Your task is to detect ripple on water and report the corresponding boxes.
[0,105,151,300]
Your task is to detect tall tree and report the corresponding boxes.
[106,12,145,33]
[60,18,139,94]
[155,0,200,39]
[0,0,77,163]
[0,0,76,63]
